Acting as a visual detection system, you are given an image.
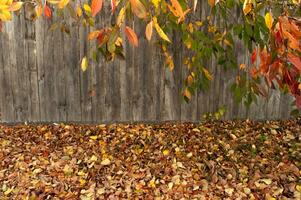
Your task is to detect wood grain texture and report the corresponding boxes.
[0,3,294,123]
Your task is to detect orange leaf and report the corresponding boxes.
[289,20,301,38]
[129,0,147,19]
[91,0,103,17]
[240,63,246,70]
[250,66,258,78]
[208,0,215,7]
[283,30,301,51]
[187,75,193,85]
[171,0,184,16]
[145,21,153,41]
[125,26,139,47]
[183,88,192,100]
[168,0,190,22]
[88,30,101,40]
[288,53,301,71]
[44,5,52,20]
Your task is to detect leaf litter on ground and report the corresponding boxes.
[0,118,300,199]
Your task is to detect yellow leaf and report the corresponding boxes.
[148,178,156,188]
[208,0,215,7]
[101,158,111,165]
[76,5,82,17]
[35,5,43,18]
[153,17,171,43]
[0,5,10,10]
[202,68,213,80]
[88,30,100,40]
[184,39,192,49]
[223,39,232,47]
[116,7,125,26]
[58,0,70,9]
[81,56,88,72]
[83,4,91,13]
[0,0,8,5]
[90,155,98,162]
[0,9,11,21]
[77,170,86,176]
[90,135,98,140]
[186,152,193,158]
[145,21,153,41]
[152,0,161,8]
[265,12,273,31]
[162,149,169,156]
[9,2,23,12]
[79,179,86,186]
[63,164,73,175]
[64,146,74,155]
[296,184,301,192]
[195,21,203,26]
[47,0,60,4]
[115,37,123,46]
[4,187,13,196]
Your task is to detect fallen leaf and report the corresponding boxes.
[101,158,111,165]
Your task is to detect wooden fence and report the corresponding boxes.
[0,1,293,123]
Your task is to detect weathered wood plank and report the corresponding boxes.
[0,21,15,122]
[13,13,29,121]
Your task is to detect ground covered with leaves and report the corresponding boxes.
[0,119,301,200]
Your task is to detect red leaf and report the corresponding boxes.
[97,29,106,46]
[251,48,257,64]
[0,21,2,32]
[275,30,282,45]
[288,53,301,71]
[44,5,52,20]
[91,0,103,17]
[125,26,139,47]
